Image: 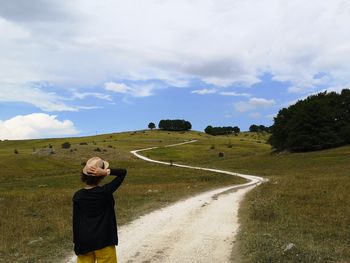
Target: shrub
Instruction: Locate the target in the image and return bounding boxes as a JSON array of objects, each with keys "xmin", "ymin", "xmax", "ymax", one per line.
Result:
[
  {"xmin": 61, "ymin": 142, "xmax": 71, "ymax": 149},
  {"xmin": 94, "ymin": 147, "xmax": 101, "ymax": 152},
  {"xmin": 79, "ymin": 142, "xmax": 88, "ymax": 145},
  {"xmin": 14, "ymin": 149, "xmax": 18, "ymax": 154}
]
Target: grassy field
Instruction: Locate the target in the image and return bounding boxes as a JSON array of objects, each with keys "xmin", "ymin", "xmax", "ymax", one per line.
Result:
[
  {"xmin": 0, "ymin": 130, "xmax": 245, "ymax": 263},
  {"xmin": 146, "ymin": 132, "xmax": 350, "ymax": 262},
  {"xmin": 1, "ymin": 130, "xmax": 349, "ymax": 262}
]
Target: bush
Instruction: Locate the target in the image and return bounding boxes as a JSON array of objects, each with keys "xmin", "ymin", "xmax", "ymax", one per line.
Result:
[
  {"xmin": 79, "ymin": 142, "xmax": 88, "ymax": 145},
  {"xmin": 61, "ymin": 142, "xmax": 71, "ymax": 149},
  {"xmin": 94, "ymin": 147, "xmax": 101, "ymax": 152},
  {"xmin": 14, "ymin": 149, "xmax": 18, "ymax": 154}
]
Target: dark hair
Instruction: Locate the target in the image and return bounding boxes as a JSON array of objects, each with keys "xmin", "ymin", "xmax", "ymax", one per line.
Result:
[{"xmin": 81, "ymin": 173, "xmax": 104, "ymax": 186}]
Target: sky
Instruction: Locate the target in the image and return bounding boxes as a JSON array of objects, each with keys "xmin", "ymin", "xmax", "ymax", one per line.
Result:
[{"xmin": 0, "ymin": 0, "xmax": 350, "ymax": 139}]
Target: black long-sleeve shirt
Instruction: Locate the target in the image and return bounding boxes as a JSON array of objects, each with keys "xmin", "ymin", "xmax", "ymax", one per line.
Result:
[{"xmin": 73, "ymin": 168, "xmax": 127, "ymax": 255}]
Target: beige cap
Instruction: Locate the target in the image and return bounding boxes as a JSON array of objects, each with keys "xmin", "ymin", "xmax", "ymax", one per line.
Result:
[{"xmin": 82, "ymin": 157, "xmax": 109, "ymax": 175}]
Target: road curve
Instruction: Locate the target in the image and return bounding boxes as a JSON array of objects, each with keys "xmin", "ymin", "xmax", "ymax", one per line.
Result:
[{"xmin": 66, "ymin": 140, "xmax": 265, "ymax": 263}]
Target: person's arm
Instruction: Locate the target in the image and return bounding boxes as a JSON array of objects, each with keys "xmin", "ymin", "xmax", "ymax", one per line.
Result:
[
  {"xmin": 87, "ymin": 166, "xmax": 127, "ymax": 194},
  {"xmin": 101, "ymin": 168, "xmax": 127, "ymax": 194}
]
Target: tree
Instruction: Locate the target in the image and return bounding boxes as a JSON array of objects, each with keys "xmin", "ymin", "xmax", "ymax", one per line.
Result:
[
  {"xmin": 233, "ymin": 126, "xmax": 240, "ymax": 133},
  {"xmin": 249, "ymin": 124, "xmax": 270, "ymax": 133},
  {"xmin": 268, "ymin": 90, "xmax": 350, "ymax": 152},
  {"xmin": 148, "ymin": 122, "xmax": 156, "ymax": 130},
  {"xmin": 204, "ymin": 125, "xmax": 239, "ymax": 135}
]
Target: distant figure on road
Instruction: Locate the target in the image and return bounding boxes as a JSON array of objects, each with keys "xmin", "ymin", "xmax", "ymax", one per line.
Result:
[{"xmin": 73, "ymin": 157, "xmax": 127, "ymax": 263}]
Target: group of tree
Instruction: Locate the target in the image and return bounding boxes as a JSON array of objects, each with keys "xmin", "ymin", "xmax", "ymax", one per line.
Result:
[
  {"xmin": 204, "ymin": 125, "xmax": 240, "ymax": 135},
  {"xmin": 249, "ymin": 124, "xmax": 271, "ymax": 133},
  {"xmin": 268, "ymin": 89, "xmax": 350, "ymax": 152},
  {"xmin": 158, "ymin": 119, "xmax": 192, "ymax": 131}
]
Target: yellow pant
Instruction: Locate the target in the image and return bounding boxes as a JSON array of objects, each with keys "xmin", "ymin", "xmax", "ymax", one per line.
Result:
[{"xmin": 77, "ymin": 246, "xmax": 117, "ymax": 263}]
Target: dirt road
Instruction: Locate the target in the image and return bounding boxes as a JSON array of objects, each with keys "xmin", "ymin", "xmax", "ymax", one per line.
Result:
[{"xmin": 66, "ymin": 140, "xmax": 264, "ymax": 263}]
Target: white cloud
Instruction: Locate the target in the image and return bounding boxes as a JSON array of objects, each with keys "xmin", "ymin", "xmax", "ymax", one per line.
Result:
[
  {"xmin": 0, "ymin": 113, "xmax": 79, "ymax": 140},
  {"xmin": 0, "ymin": 83, "xmax": 78, "ymax": 112},
  {"xmin": 105, "ymin": 82, "xmax": 130, "ymax": 94},
  {"xmin": 320, "ymin": 86, "xmax": 349, "ymax": 94},
  {"xmin": 282, "ymin": 86, "xmax": 350, "ymax": 109},
  {"xmin": 266, "ymin": 113, "xmax": 277, "ymax": 120},
  {"xmin": 219, "ymin": 91, "xmax": 251, "ymax": 97},
  {"xmin": 249, "ymin": 112, "xmax": 262, "ymax": 119},
  {"xmin": 104, "ymin": 82, "xmax": 156, "ymax": 97},
  {"xmin": 72, "ymin": 91, "xmax": 112, "ymax": 101},
  {"xmin": 0, "ymin": 0, "xmax": 350, "ymax": 94},
  {"xmin": 234, "ymin": 97, "xmax": 275, "ymax": 112},
  {"xmin": 191, "ymin": 88, "xmax": 217, "ymax": 95},
  {"xmin": 0, "ymin": 82, "xmax": 104, "ymax": 112}
]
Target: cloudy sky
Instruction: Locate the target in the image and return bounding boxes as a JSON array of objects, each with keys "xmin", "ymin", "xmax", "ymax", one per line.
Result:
[{"xmin": 1, "ymin": 0, "xmax": 349, "ymax": 139}]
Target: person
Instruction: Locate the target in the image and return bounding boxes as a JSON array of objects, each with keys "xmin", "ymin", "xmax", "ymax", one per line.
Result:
[{"xmin": 73, "ymin": 156, "xmax": 127, "ymax": 263}]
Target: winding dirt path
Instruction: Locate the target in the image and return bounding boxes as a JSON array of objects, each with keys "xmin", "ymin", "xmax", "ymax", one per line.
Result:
[{"xmin": 66, "ymin": 140, "xmax": 264, "ymax": 263}]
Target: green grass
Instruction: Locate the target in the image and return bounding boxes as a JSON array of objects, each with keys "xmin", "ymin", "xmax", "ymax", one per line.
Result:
[
  {"xmin": 2, "ymin": 130, "xmax": 349, "ymax": 262},
  {"xmin": 0, "ymin": 130, "xmax": 244, "ymax": 263},
  {"xmin": 146, "ymin": 132, "xmax": 350, "ymax": 262}
]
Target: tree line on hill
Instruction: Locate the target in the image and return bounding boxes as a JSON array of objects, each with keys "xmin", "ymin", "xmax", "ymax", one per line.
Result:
[
  {"xmin": 268, "ymin": 89, "xmax": 350, "ymax": 152},
  {"xmin": 204, "ymin": 124, "xmax": 271, "ymax": 135},
  {"xmin": 204, "ymin": 125, "xmax": 240, "ymax": 135},
  {"xmin": 249, "ymin": 124, "xmax": 271, "ymax": 133},
  {"xmin": 148, "ymin": 120, "xmax": 269, "ymax": 135},
  {"xmin": 148, "ymin": 119, "xmax": 192, "ymax": 131},
  {"xmin": 148, "ymin": 90, "xmax": 350, "ymax": 153}
]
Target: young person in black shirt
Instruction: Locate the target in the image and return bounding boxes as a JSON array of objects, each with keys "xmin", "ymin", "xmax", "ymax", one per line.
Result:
[{"xmin": 73, "ymin": 157, "xmax": 127, "ymax": 263}]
